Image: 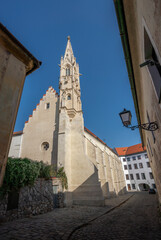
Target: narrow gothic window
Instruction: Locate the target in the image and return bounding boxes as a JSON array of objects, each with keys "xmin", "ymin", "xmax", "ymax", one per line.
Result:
[
  {"xmin": 46, "ymin": 103, "xmax": 50, "ymax": 109},
  {"xmin": 67, "ymin": 94, "xmax": 71, "ymax": 100},
  {"xmin": 66, "ymin": 68, "xmax": 70, "ymax": 76}
]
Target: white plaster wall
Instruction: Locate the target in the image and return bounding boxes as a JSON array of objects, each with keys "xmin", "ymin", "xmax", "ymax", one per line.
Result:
[
  {"xmin": 120, "ymin": 152, "xmax": 155, "ymax": 191},
  {"xmin": 8, "ymin": 134, "xmax": 23, "ymax": 158},
  {"xmin": 21, "ymin": 87, "xmax": 59, "ymax": 165},
  {"xmin": 84, "ymin": 131, "xmax": 126, "ymax": 196}
]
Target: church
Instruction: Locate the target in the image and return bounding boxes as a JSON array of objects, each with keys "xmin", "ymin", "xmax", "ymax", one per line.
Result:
[{"xmin": 9, "ymin": 37, "xmax": 126, "ymax": 206}]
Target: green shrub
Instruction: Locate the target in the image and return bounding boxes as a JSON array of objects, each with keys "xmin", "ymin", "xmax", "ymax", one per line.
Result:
[
  {"xmin": 38, "ymin": 161, "xmax": 52, "ymax": 179},
  {"xmin": 57, "ymin": 167, "xmax": 68, "ymax": 190},
  {"xmin": 0, "ymin": 158, "xmax": 68, "ymax": 198},
  {"xmin": 1, "ymin": 158, "xmax": 41, "ymax": 194}
]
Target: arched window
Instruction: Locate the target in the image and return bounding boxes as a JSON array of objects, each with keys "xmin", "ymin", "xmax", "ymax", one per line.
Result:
[
  {"xmin": 66, "ymin": 68, "xmax": 70, "ymax": 76},
  {"xmin": 67, "ymin": 94, "xmax": 71, "ymax": 100}
]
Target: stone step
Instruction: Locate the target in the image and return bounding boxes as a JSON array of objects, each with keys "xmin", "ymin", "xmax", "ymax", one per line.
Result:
[
  {"xmin": 73, "ymin": 199, "xmax": 105, "ymax": 207},
  {"xmin": 73, "ymin": 191, "xmax": 104, "ymax": 200}
]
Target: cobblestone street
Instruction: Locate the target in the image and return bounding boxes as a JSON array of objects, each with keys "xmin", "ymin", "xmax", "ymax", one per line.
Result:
[
  {"xmin": 70, "ymin": 192, "xmax": 161, "ymax": 240},
  {"xmin": 0, "ymin": 192, "xmax": 160, "ymax": 240}
]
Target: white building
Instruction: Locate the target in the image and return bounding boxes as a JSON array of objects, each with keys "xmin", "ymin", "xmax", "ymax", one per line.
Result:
[
  {"xmin": 8, "ymin": 131, "xmax": 23, "ymax": 158},
  {"xmin": 115, "ymin": 144, "xmax": 156, "ymax": 191}
]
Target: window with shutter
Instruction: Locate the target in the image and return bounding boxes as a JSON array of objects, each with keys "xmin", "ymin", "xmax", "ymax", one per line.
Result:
[{"xmin": 144, "ymin": 28, "xmax": 161, "ymax": 101}]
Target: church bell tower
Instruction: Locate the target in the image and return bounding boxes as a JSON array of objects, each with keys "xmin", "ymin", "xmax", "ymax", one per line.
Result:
[
  {"xmin": 57, "ymin": 37, "xmax": 103, "ymax": 206},
  {"xmin": 59, "ymin": 36, "xmax": 82, "ymax": 117}
]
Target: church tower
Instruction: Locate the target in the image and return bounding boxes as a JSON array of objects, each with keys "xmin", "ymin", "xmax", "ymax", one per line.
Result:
[{"xmin": 57, "ymin": 37, "xmax": 104, "ymax": 206}]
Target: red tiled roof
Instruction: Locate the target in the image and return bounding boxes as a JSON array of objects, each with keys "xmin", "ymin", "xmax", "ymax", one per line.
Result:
[
  {"xmin": 115, "ymin": 147, "xmax": 128, "ymax": 156},
  {"xmin": 126, "ymin": 144, "xmax": 146, "ymax": 155},
  {"xmin": 115, "ymin": 143, "xmax": 146, "ymax": 156},
  {"xmin": 84, "ymin": 127, "xmax": 114, "ymax": 152},
  {"xmin": 13, "ymin": 131, "xmax": 23, "ymax": 136}
]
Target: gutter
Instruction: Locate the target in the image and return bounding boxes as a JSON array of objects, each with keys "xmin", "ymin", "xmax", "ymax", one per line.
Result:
[{"xmin": 113, "ymin": 0, "xmax": 144, "ymax": 146}]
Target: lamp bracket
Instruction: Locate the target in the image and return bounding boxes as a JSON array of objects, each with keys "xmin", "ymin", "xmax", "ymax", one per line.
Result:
[{"xmin": 127, "ymin": 122, "xmax": 158, "ymax": 131}]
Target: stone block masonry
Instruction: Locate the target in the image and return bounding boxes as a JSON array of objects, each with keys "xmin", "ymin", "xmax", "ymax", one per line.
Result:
[{"xmin": 0, "ymin": 179, "xmax": 54, "ymax": 221}]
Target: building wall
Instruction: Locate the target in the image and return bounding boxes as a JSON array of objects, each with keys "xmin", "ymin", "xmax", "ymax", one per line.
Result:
[
  {"xmin": 122, "ymin": 0, "xmax": 161, "ymax": 202},
  {"xmin": 0, "ymin": 23, "xmax": 40, "ymax": 187},
  {"xmin": 84, "ymin": 131, "xmax": 126, "ymax": 197},
  {"xmin": 0, "ymin": 45, "xmax": 26, "ymax": 186},
  {"xmin": 8, "ymin": 133, "xmax": 23, "ymax": 158},
  {"xmin": 120, "ymin": 151, "xmax": 155, "ymax": 191},
  {"xmin": 20, "ymin": 87, "xmax": 59, "ymax": 165}
]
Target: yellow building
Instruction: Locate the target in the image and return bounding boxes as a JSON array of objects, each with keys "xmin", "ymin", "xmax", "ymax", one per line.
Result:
[
  {"xmin": 114, "ymin": 0, "xmax": 161, "ymax": 203},
  {"xmin": 0, "ymin": 23, "xmax": 41, "ymax": 187}
]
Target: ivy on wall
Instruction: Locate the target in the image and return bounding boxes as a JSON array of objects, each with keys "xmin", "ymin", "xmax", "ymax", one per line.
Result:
[{"xmin": 0, "ymin": 158, "xmax": 68, "ymax": 198}]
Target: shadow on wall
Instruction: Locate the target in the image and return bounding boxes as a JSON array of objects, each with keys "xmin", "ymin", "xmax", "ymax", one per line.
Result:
[
  {"xmin": 51, "ymin": 98, "xmax": 59, "ymax": 167},
  {"xmin": 60, "ymin": 166, "xmax": 127, "ymax": 207}
]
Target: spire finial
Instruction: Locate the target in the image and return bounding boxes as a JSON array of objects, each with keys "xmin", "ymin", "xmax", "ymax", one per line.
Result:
[{"xmin": 67, "ymin": 36, "xmax": 70, "ymax": 40}]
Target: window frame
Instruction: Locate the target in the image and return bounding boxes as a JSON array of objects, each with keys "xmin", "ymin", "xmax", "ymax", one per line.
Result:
[
  {"xmin": 136, "ymin": 173, "xmax": 140, "ymax": 180},
  {"xmin": 142, "ymin": 20, "xmax": 161, "ymax": 102}
]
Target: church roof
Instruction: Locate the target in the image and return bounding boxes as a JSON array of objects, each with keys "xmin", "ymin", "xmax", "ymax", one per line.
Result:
[
  {"xmin": 84, "ymin": 127, "xmax": 115, "ymax": 154},
  {"xmin": 13, "ymin": 131, "xmax": 23, "ymax": 136},
  {"xmin": 115, "ymin": 143, "xmax": 146, "ymax": 156}
]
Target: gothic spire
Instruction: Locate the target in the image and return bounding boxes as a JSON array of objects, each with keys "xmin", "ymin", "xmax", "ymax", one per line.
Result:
[{"xmin": 64, "ymin": 36, "xmax": 74, "ymax": 62}]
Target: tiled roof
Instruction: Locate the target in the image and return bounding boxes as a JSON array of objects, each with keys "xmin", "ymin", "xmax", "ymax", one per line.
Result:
[
  {"xmin": 13, "ymin": 131, "xmax": 23, "ymax": 136},
  {"xmin": 84, "ymin": 127, "xmax": 114, "ymax": 153},
  {"xmin": 115, "ymin": 147, "xmax": 128, "ymax": 156},
  {"xmin": 115, "ymin": 143, "xmax": 146, "ymax": 156}
]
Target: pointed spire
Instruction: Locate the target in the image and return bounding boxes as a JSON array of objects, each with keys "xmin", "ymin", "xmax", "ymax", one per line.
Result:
[{"xmin": 64, "ymin": 36, "xmax": 74, "ymax": 62}]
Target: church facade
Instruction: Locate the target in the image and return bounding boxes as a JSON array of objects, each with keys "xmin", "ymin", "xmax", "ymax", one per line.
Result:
[{"xmin": 9, "ymin": 37, "xmax": 126, "ymax": 206}]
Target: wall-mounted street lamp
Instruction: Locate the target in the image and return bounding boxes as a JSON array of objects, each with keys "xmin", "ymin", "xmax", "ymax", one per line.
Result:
[{"xmin": 119, "ymin": 109, "xmax": 158, "ymax": 131}]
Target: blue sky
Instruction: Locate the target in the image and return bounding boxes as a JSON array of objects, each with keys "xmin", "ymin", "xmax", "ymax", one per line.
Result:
[{"xmin": 0, "ymin": 0, "xmax": 141, "ymax": 148}]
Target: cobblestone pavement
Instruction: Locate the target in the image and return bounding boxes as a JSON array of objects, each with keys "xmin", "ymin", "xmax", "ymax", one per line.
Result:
[
  {"xmin": 0, "ymin": 193, "xmax": 132, "ymax": 240},
  {"xmin": 70, "ymin": 192, "xmax": 161, "ymax": 240}
]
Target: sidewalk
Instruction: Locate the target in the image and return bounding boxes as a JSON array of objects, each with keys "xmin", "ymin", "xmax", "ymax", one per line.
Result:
[{"xmin": 0, "ymin": 193, "xmax": 134, "ymax": 240}]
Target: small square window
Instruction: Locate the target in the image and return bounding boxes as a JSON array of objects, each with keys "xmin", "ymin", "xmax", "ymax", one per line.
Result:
[
  {"xmin": 124, "ymin": 165, "xmax": 127, "ymax": 170},
  {"xmin": 136, "ymin": 173, "xmax": 140, "ymax": 180},
  {"xmin": 126, "ymin": 174, "xmax": 129, "ymax": 180},
  {"xmin": 139, "ymin": 163, "xmax": 143, "ymax": 168},
  {"xmin": 137, "ymin": 155, "xmax": 141, "ymax": 160},
  {"xmin": 149, "ymin": 172, "xmax": 154, "ymax": 179},
  {"xmin": 128, "ymin": 164, "xmax": 132, "ymax": 170},
  {"xmin": 132, "ymin": 184, "xmax": 136, "ymax": 189},
  {"xmin": 141, "ymin": 173, "xmax": 146, "ymax": 180},
  {"xmin": 127, "ymin": 157, "xmax": 130, "ymax": 162},
  {"xmin": 134, "ymin": 164, "xmax": 138, "ymax": 169},
  {"xmin": 145, "ymin": 154, "xmax": 148, "ymax": 159},
  {"xmin": 132, "ymin": 156, "xmax": 136, "ymax": 160},
  {"xmin": 123, "ymin": 158, "xmax": 126, "ymax": 162}
]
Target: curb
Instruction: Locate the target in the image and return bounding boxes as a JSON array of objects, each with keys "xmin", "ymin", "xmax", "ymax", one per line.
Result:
[{"xmin": 66, "ymin": 193, "xmax": 135, "ymax": 240}]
